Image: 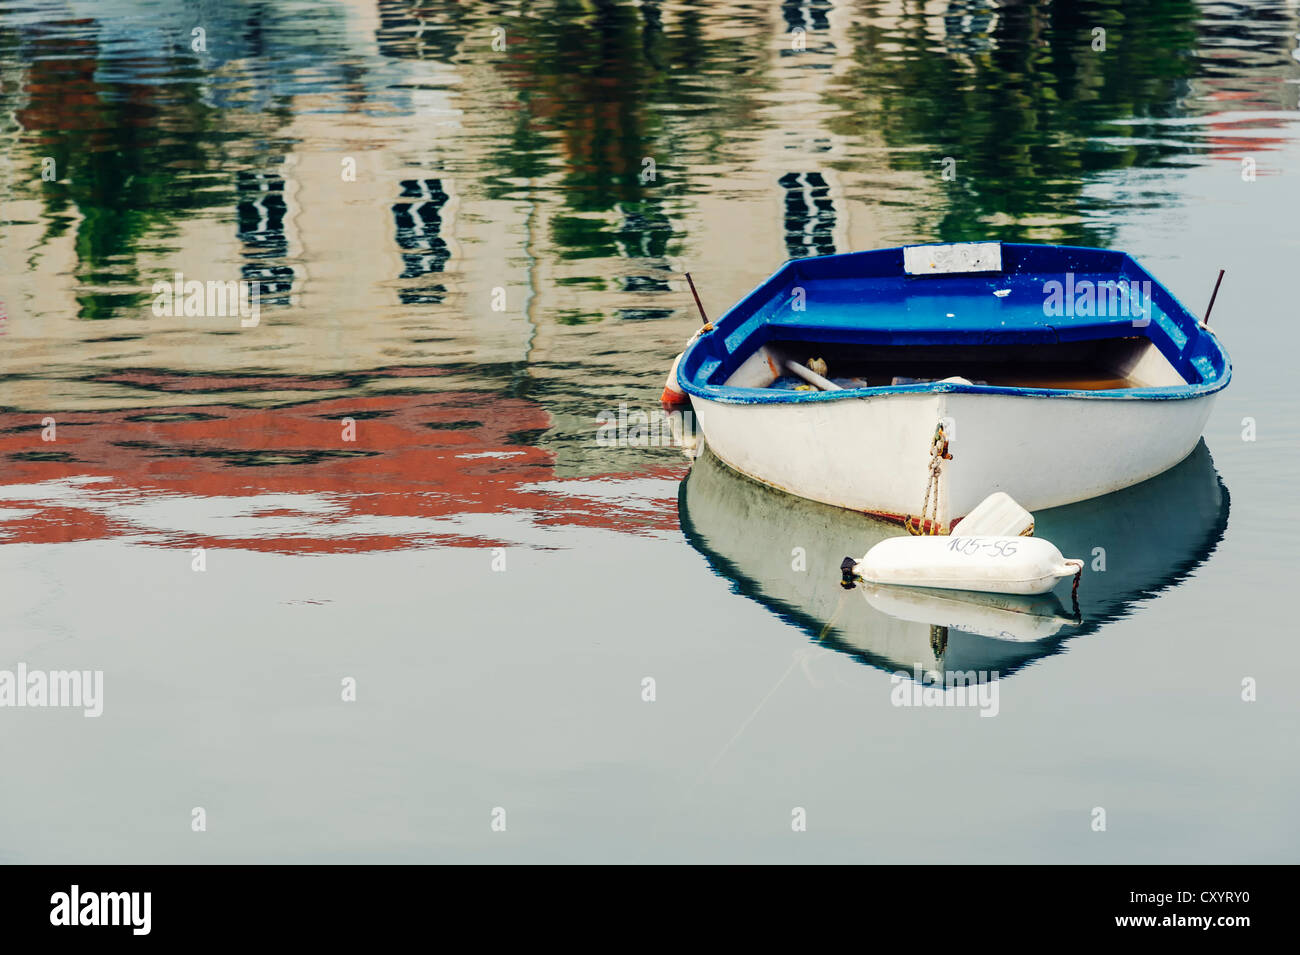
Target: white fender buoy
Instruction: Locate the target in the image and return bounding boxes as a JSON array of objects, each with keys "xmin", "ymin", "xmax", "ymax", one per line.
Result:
[
  {"xmin": 861, "ymin": 584, "xmax": 1076, "ymax": 643},
  {"xmin": 852, "ymin": 535, "xmax": 1083, "ymax": 596},
  {"xmin": 952, "ymin": 491, "xmax": 1034, "ymax": 537}
]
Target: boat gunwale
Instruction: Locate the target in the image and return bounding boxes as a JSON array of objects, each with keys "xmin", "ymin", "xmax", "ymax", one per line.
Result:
[
  {"xmin": 677, "ymin": 242, "xmax": 1232, "ymax": 406},
  {"xmin": 681, "ymin": 371, "xmax": 1229, "ymax": 405}
]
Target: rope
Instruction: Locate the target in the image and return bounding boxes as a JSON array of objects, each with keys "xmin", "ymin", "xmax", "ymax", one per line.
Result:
[
  {"xmin": 907, "ymin": 422, "xmax": 952, "ymax": 536},
  {"xmin": 818, "ymin": 587, "xmax": 854, "ymax": 642}
]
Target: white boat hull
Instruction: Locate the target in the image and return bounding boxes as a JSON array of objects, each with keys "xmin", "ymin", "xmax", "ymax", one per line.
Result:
[{"xmin": 690, "ymin": 390, "xmax": 1216, "ymax": 528}]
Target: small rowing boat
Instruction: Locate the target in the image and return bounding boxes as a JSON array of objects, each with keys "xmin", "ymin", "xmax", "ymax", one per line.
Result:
[{"xmin": 675, "ymin": 242, "xmax": 1230, "ymax": 531}]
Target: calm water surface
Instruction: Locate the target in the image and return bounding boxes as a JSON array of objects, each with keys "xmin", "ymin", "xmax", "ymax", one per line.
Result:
[{"xmin": 1, "ymin": 0, "xmax": 1298, "ymax": 862}]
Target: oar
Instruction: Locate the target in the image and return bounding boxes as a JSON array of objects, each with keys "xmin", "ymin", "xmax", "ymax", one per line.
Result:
[
  {"xmin": 685, "ymin": 272, "xmax": 713, "ymax": 331},
  {"xmin": 1201, "ymin": 268, "xmax": 1225, "ymax": 329},
  {"xmin": 785, "ymin": 358, "xmax": 842, "ymax": 392}
]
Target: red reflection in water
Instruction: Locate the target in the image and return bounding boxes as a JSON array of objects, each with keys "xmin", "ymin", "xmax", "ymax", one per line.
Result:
[
  {"xmin": 0, "ymin": 386, "xmax": 684, "ymax": 553},
  {"xmin": 1201, "ymin": 90, "xmax": 1294, "ymax": 160}
]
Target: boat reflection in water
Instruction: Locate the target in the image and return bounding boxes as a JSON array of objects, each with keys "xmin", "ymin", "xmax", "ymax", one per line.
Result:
[{"xmin": 678, "ymin": 440, "xmax": 1229, "ymax": 681}]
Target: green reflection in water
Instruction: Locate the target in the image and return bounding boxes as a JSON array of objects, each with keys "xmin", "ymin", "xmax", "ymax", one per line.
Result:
[
  {"xmin": 828, "ymin": 0, "xmax": 1200, "ymax": 244},
  {"xmin": 0, "ymin": 0, "xmax": 1274, "ymax": 322},
  {"xmin": 15, "ymin": 26, "xmax": 231, "ymax": 319}
]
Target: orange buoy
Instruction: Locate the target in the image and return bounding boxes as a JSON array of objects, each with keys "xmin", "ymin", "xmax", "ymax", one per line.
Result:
[{"xmin": 661, "ymin": 352, "xmax": 690, "ymax": 409}]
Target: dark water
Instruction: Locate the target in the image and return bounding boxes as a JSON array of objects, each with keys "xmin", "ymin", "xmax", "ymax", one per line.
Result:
[{"xmin": 0, "ymin": 0, "xmax": 1297, "ymax": 862}]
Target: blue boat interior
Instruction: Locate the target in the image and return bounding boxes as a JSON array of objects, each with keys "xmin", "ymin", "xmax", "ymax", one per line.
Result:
[{"xmin": 678, "ymin": 243, "xmax": 1231, "ymax": 403}]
